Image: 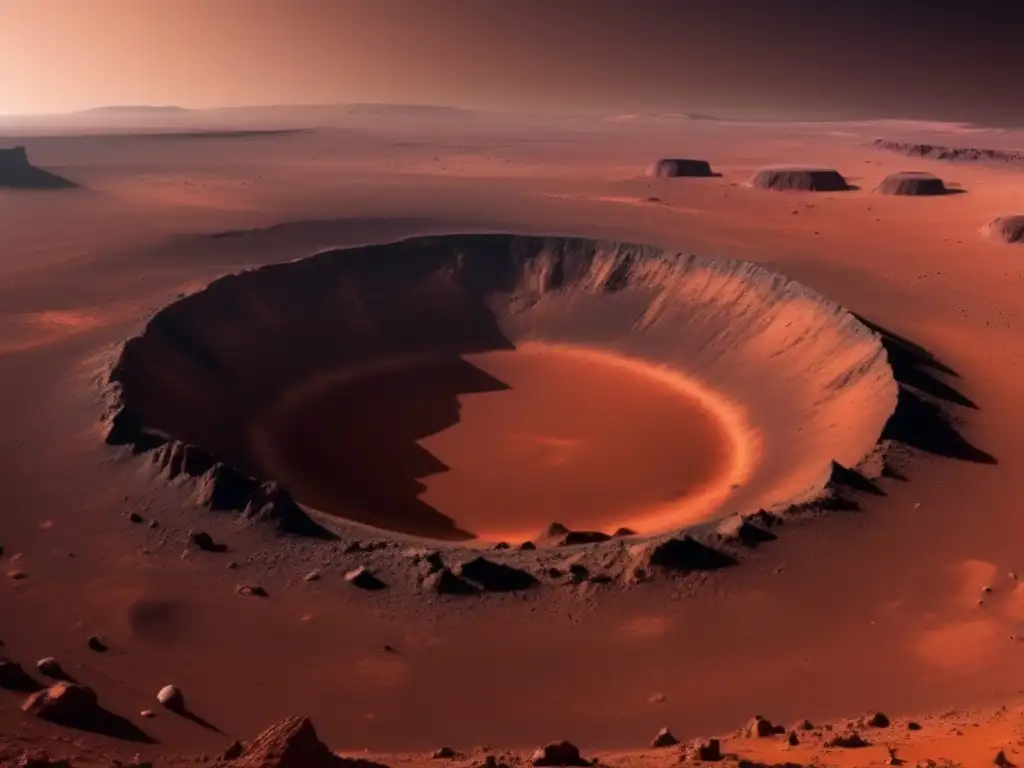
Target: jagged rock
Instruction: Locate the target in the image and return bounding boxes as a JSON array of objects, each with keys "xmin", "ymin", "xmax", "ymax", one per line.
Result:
[
  {"xmin": 537, "ymin": 522, "xmax": 610, "ymax": 547},
  {"xmin": 454, "ymin": 557, "xmax": 537, "ymax": 592},
  {"xmin": 242, "ymin": 482, "xmax": 335, "ymax": 539},
  {"xmin": 226, "ymin": 715, "xmax": 388, "ymax": 768},
  {"xmin": 866, "ymin": 711, "xmax": 891, "ymax": 728},
  {"xmin": 826, "ymin": 731, "xmax": 869, "ymax": 748},
  {"xmin": 423, "ymin": 567, "xmax": 476, "ymax": 595},
  {"xmin": 194, "ymin": 463, "xmax": 256, "ymax": 510},
  {"xmin": 405, "ymin": 548, "xmax": 445, "ymax": 573},
  {"xmin": 344, "ymin": 566, "xmax": 386, "ymax": 590},
  {"xmin": 35, "ymin": 658, "xmax": 63, "ymax": 679},
  {"xmin": 491, "ymin": 542, "xmax": 510, "ymax": 550},
  {"xmin": 189, "ymin": 530, "xmax": 227, "ymax": 553},
  {"xmin": 745, "ymin": 715, "xmax": 784, "ymax": 738},
  {"xmin": 685, "ymin": 738, "xmax": 721, "ymax": 762},
  {"xmin": 151, "ymin": 441, "xmax": 215, "ymax": 480},
  {"xmin": 624, "ymin": 536, "xmax": 735, "ymax": 582},
  {"xmin": 714, "ymin": 514, "xmax": 776, "ymax": 547},
  {"xmin": 994, "ymin": 750, "xmax": 1014, "ymax": 767},
  {"xmin": 156, "ymin": 685, "xmax": 183, "ymax": 708},
  {"xmin": 237, "ymin": 584, "xmax": 268, "ymax": 597},
  {"xmin": 432, "ymin": 747, "xmax": 457, "ymax": 759},
  {"xmin": 786, "ymin": 731, "xmax": 799, "ymax": 746},
  {"xmin": 519, "ymin": 541, "xmax": 536, "ymax": 551},
  {"xmin": 651, "ymin": 727, "xmax": 678, "ymax": 747},
  {"xmin": 22, "ymin": 683, "xmax": 100, "ymax": 724},
  {"xmin": 531, "ymin": 741, "xmax": 589, "ymax": 766}
]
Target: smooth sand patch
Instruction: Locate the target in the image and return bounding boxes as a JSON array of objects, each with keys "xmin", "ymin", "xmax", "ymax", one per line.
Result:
[{"xmin": 255, "ymin": 343, "xmax": 742, "ymax": 542}]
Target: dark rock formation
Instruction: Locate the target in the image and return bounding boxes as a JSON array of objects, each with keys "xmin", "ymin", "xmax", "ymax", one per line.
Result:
[
  {"xmin": 236, "ymin": 584, "xmax": 268, "ymax": 597},
  {"xmin": 0, "ymin": 146, "xmax": 79, "ymax": 190},
  {"xmin": 686, "ymin": 738, "xmax": 722, "ymax": 761},
  {"xmin": 984, "ymin": 215, "xmax": 1024, "ymax": 244},
  {"xmin": 826, "ymin": 731, "xmax": 870, "ymax": 748},
  {"xmin": 745, "ymin": 715, "xmax": 785, "ymax": 738},
  {"xmin": 454, "ymin": 557, "xmax": 537, "ymax": 592},
  {"xmin": 423, "ymin": 567, "xmax": 476, "ymax": 595},
  {"xmin": 22, "ymin": 683, "xmax": 99, "ymax": 724},
  {"xmin": 189, "ymin": 530, "xmax": 227, "ymax": 553},
  {"xmin": 224, "ymin": 715, "xmax": 389, "ymax": 768},
  {"xmin": 531, "ymin": 741, "xmax": 589, "ymax": 766},
  {"xmin": 875, "ymin": 172, "xmax": 949, "ymax": 196},
  {"xmin": 714, "ymin": 514, "xmax": 777, "ymax": 547},
  {"xmin": 344, "ymin": 566, "xmax": 386, "ymax": 590},
  {"xmin": 748, "ymin": 166, "xmax": 850, "ymax": 191},
  {"xmin": 651, "ymin": 727, "xmax": 679, "ymax": 747},
  {"xmin": 646, "ymin": 158, "xmax": 715, "ymax": 178},
  {"xmin": 625, "ymin": 535, "xmax": 735, "ymax": 582},
  {"xmin": 872, "ymin": 139, "xmax": 1024, "ymax": 165},
  {"xmin": 0, "ymin": 658, "xmax": 41, "ymax": 692}
]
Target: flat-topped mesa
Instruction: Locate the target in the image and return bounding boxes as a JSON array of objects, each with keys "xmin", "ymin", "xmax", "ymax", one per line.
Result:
[
  {"xmin": 645, "ymin": 158, "xmax": 714, "ymax": 178},
  {"xmin": 983, "ymin": 215, "xmax": 1024, "ymax": 244},
  {"xmin": 748, "ymin": 166, "xmax": 851, "ymax": 192},
  {"xmin": 875, "ymin": 171, "xmax": 949, "ymax": 196}
]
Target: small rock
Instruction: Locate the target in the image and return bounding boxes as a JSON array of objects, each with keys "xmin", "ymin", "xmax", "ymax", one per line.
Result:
[
  {"xmin": 35, "ymin": 657, "xmax": 63, "ymax": 678},
  {"xmin": 795, "ymin": 719, "xmax": 815, "ymax": 730},
  {"xmin": 303, "ymin": 570, "xmax": 321, "ymax": 582},
  {"xmin": 433, "ymin": 747, "xmax": 458, "ymax": 759},
  {"xmin": 227, "ymin": 561, "xmax": 239, "ymax": 570},
  {"xmin": 685, "ymin": 738, "xmax": 721, "ymax": 762},
  {"xmin": 786, "ymin": 731, "xmax": 799, "ymax": 746},
  {"xmin": 491, "ymin": 542, "xmax": 510, "ymax": 550},
  {"xmin": 519, "ymin": 541, "xmax": 536, "ymax": 551},
  {"xmin": 994, "ymin": 750, "xmax": 1014, "ymax": 767},
  {"xmin": 189, "ymin": 531, "xmax": 227, "ymax": 553},
  {"xmin": 236, "ymin": 584, "xmax": 268, "ymax": 597},
  {"xmin": 887, "ymin": 747, "xmax": 900, "ymax": 765},
  {"xmin": 746, "ymin": 715, "xmax": 784, "ymax": 738},
  {"xmin": 344, "ymin": 566, "xmax": 386, "ymax": 590},
  {"xmin": 648, "ymin": 693, "xmax": 666, "ymax": 703},
  {"xmin": 983, "ymin": 585, "xmax": 994, "ymax": 594},
  {"xmin": 128, "ymin": 512, "xmax": 144, "ymax": 524},
  {"xmin": 87, "ymin": 635, "xmax": 107, "ymax": 652},
  {"xmin": 140, "ymin": 709, "xmax": 156, "ymax": 718},
  {"xmin": 156, "ymin": 684, "xmax": 183, "ymax": 708},
  {"xmin": 532, "ymin": 741, "xmax": 589, "ymax": 766},
  {"xmin": 651, "ymin": 727, "xmax": 678, "ymax": 747},
  {"xmin": 907, "ymin": 722, "xmax": 922, "ymax": 731},
  {"xmin": 7, "ymin": 570, "xmax": 27, "ymax": 580},
  {"xmin": 148, "ymin": 519, "xmax": 159, "ymax": 529},
  {"xmin": 223, "ymin": 740, "xmax": 244, "ymax": 760},
  {"xmin": 867, "ymin": 711, "xmax": 891, "ymax": 728}
]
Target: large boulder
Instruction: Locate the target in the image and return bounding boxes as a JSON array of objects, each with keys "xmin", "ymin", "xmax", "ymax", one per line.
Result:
[
  {"xmin": 983, "ymin": 215, "xmax": 1024, "ymax": 244},
  {"xmin": 224, "ymin": 715, "xmax": 388, "ymax": 768},
  {"xmin": 22, "ymin": 683, "xmax": 100, "ymax": 725},
  {"xmin": 875, "ymin": 171, "xmax": 949, "ymax": 196}
]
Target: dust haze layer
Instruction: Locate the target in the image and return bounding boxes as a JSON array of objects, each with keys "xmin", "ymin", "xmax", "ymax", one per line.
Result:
[{"xmin": 106, "ymin": 234, "xmax": 897, "ymax": 542}]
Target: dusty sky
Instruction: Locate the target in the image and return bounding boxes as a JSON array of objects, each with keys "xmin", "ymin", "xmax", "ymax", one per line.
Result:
[{"xmin": 1, "ymin": 0, "xmax": 1022, "ymax": 124}]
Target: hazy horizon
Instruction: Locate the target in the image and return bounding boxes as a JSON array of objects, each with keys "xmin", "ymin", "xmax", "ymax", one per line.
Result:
[{"xmin": 3, "ymin": 0, "xmax": 1023, "ymax": 125}]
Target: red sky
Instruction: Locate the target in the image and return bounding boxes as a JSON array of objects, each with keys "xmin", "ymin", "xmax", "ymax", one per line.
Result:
[{"xmin": 2, "ymin": 0, "xmax": 1021, "ymax": 124}]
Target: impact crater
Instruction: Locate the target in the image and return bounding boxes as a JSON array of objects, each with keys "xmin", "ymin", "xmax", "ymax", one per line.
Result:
[{"xmin": 105, "ymin": 235, "xmax": 897, "ymax": 543}]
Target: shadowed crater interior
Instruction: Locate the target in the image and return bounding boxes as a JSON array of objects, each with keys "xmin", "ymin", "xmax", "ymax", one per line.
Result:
[{"xmin": 106, "ymin": 235, "xmax": 897, "ymax": 542}]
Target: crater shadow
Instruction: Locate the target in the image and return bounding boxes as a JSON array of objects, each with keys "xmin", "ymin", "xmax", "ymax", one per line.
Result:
[{"xmin": 858, "ymin": 316, "xmax": 996, "ymax": 465}]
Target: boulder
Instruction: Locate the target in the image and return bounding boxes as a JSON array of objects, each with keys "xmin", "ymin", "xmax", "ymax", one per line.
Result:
[
  {"xmin": 748, "ymin": 166, "xmax": 850, "ymax": 192},
  {"xmin": 344, "ymin": 566, "xmax": 386, "ymax": 590},
  {"xmin": 685, "ymin": 738, "xmax": 721, "ymax": 761},
  {"xmin": 454, "ymin": 557, "xmax": 537, "ymax": 592},
  {"xmin": 646, "ymin": 158, "xmax": 715, "ymax": 178},
  {"xmin": 650, "ymin": 727, "xmax": 678, "ymax": 747},
  {"xmin": 156, "ymin": 685, "xmax": 184, "ymax": 708},
  {"xmin": 745, "ymin": 715, "xmax": 784, "ymax": 738},
  {"xmin": 531, "ymin": 741, "xmax": 589, "ymax": 766},
  {"xmin": 224, "ymin": 715, "xmax": 389, "ymax": 768},
  {"xmin": 22, "ymin": 683, "xmax": 100, "ymax": 725},
  {"xmin": 875, "ymin": 171, "xmax": 948, "ymax": 196}
]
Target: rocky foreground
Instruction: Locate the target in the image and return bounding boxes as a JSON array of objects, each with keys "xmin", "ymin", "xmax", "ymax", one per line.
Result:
[{"xmin": 2, "ymin": 681, "xmax": 1023, "ymax": 768}]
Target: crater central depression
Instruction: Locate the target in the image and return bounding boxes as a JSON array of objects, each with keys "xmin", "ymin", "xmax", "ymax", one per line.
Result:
[
  {"xmin": 253, "ymin": 343, "xmax": 734, "ymax": 541},
  {"xmin": 107, "ymin": 234, "xmax": 897, "ymax": 544}
]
